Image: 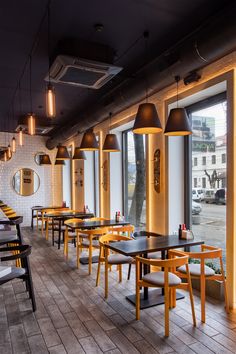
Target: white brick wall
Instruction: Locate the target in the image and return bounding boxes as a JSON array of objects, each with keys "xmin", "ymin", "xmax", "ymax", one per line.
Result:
[{"xmin": 0, "ymin": 133, "xmax": 62, "ymax": 226}]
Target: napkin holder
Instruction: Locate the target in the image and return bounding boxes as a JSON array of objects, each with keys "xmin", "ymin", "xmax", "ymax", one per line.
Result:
[{"xmin": 181, "ymin": 230, "xmax": 194, "ymax": 240}]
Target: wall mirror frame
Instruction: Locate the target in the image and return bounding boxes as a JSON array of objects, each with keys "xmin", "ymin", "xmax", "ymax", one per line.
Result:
[{"xmin": 12, "ymin": 168, "xmax": 40, "ymax": 196}]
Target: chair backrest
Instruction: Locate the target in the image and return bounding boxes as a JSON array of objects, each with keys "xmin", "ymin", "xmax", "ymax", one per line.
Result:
[
  {"xmin": 89, "ymin": 217, "xmax": 108, "ymax": 221},
  {"xmin": 99, "ymin": 233, "xmax": 131, "ymax": 245},
  {"xmin": 136, "ymin": 251, "xmax": 189, "ymax": 270},
  {"xmin": 0, "ymin": 244, "xmax": 31, "ymax": 262},
  {"xmin": 187, "ymin": 244, "xmax": 222, "ymax": 260},
  {"xmin": 78, "ymin": 227, "xmax": 108, "ymax": 236},
  {"xmin": 109, "ymin": 225, "xmax": 135, "ymax": 237},
  {"xmin": 64, "ymin": 218, "xmax": 83, "ymax": 225},
  {"xmin": 133, "ymin": 230, "xmax": 161, "ymax": 238}
]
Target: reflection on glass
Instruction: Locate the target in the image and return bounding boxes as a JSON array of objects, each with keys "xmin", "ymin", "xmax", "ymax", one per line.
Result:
[
  {"xmin": 190, "ymin": 99, "xmax": 227, "ymax": 268},
  {"xmin": 12, "ymin": 168, "xmax": 40, "ymax": 196},
  {"xmin": 123, "ymin": 130, "xmax": 146, "ymax": 230}
]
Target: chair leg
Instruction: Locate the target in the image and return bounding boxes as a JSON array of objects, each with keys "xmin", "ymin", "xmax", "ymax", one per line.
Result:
[
  {"xmin": 76, "ymin": 236, "xmax": 80, "ymax": 268},
  {"xmin": 200, "ymin": 275, "xmax": 206, "ymax": 323},
  {"xmin": 186, "ymin": 268, "xmax": 196, "ymax": 326},
  {"xmin": 96, "ymin": 254, "xmax": 101, "ymax": 287},
  {"xmin": 64, "ymin": 228, "xmax": 68, "ymax": 258},
  {"xmin": 25, "ymin": 257, "xmax": 36, "ymax": 312},
  {"xmin": 164, "ymin": 285, "xmax": 170, "ymax": 337},
  {"xmin": 118, "ymin": 264, "xmax": 122, "ymax": 282},
  {"xmin": 220, "ymin": 257, "xmax": 229, "ymax": 313},
  {"xmin": 105, "ymin": 250, "xmax": 109, "ymax": 299},
  {"xmin": 127, "ymin": 264, "xmax": 131, "ymax": 280},
  {"xmin": 88, "ymin": 243, "xmax": 92, "ymax": 275},
  {"xmin": 136, "ymin": 260, "xmax": 140, "ymax": 320}
]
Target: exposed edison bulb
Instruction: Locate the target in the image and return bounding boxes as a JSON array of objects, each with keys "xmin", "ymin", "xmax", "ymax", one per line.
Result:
[
  {"xmin": 28, "ymin": 114, "xmax": 35, "ymax": 135},
  {"xmin": 19, "ymin": 127, "xmax": 23, "ymax": 146},
  {"xmin": 46, "ymin": 84, "xmax": 56, "ymax": 118},
  {"xmin": 7, "ymin": 145, "xmax": 11, "ymax": 159},
  {"xmin": 4, "ymin": 151, "xmax": 7, "ymax": 161},
  {"xmin": 12, "ymin": 137, "xmax": 16, "ymax": 153}
]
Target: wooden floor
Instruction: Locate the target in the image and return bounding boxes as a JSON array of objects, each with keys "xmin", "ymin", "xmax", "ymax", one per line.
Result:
[{"xmin": 1, "ymin": 227, "xmax": 236, "ymax": 354}]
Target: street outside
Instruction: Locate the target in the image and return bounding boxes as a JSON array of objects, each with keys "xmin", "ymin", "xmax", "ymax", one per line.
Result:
[{"xmin": 192, "ymin": 202, "xmax": 226, "ymax": 268}]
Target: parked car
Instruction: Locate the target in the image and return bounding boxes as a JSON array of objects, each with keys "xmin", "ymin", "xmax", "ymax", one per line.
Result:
[
  {"xmin": 192, "ymin": 200, "xmax": 202, "ymax": 215},
  {"xmin": 192, "ymin": 188, "xmax": 205, "ymax": 202},
  {"xmin": 205, "ymin": 189, "xmax": 217, "ymax": 203},
  {"xmin": 215, "ymin": 188, "xmax": 226, "ymax": 205}
]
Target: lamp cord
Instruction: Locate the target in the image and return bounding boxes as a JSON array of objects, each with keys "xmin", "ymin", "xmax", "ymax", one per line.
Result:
[
  {"xmin": 48, "ymin": 0, "xmax": 51, "ymax": 84},
  {"xmin": 29, "ymin": 54, "xmax": 33, "ymax": 114},
  {"xmin": 175, "ymin": 75, "xmax": 180, "ymax": 109},
  {"xmin": 144, "ymin": 31, "xmax": 149, "ymax": 103}
]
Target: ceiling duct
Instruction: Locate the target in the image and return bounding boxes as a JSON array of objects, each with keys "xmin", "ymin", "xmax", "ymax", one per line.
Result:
[{"xmin": 46, "ymin": 3, "xmax": 236, "ymax": 149}]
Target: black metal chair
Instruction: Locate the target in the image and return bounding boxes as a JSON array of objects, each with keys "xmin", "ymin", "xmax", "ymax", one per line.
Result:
[{"xmin": 0, "ymin": 244, "xmax": 36, "ymax": 312}]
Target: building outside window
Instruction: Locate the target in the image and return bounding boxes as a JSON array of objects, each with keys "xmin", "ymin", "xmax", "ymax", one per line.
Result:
[
  {"xmin": 212, "ymin": 155, "xmax": 216, "ymax": 164},
  {"xmin": 194, "ymin": 157, "xmax": 198, "ymax": 166},
  {"xmin": 202, "ymin": 156, "xmax": 206, "ymax": 165},
  {"xmin": 194, "ymin": 178, "xmax": 197, "ymax": 188},
  {"xmin": 202, "ymin": 177, "xmax": 206, "ymax": 188},
  {"xmin": 222, "ymin": 153, "xmax": 226, "ymax": 163}
]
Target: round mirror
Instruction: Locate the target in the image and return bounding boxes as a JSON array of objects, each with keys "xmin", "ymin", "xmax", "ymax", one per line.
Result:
[
  {"xmin": 0, "ymin": 146, "xmax": 12, "ymax": 162},
  {"xmin": 12, "ymin": 168, "xmax": 40, "ymax": 196}
]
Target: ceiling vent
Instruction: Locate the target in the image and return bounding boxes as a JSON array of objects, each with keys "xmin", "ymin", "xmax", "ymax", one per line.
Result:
[
  {"xmin": 15, "ymin": 124, "xmax": 53, "ymax": 136},
  {"xmin": 45, "ymin": 55, "xmax": 122, "ymax": 89}
]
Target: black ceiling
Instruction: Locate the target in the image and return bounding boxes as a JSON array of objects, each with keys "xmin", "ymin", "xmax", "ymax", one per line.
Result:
[{"xmin": 0, "ymin": 0, "xmax": 234, "ymax": 134}]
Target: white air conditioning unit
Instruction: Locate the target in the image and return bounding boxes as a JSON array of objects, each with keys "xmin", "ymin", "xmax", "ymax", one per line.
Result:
[
  {"xmin": 15, "ymin": 124, "xmax": 53, "ymax": 136},
  {"xmin": 45, "ymin": 55, "xmax": 122, "ymax": 89}
]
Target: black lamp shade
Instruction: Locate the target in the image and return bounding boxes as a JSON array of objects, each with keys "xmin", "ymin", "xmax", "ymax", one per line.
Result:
[
  {"xmin": 72, "ymin": 147, "xmax": 87, "ymax": 160},
  {"xmin": 80, "ymin": 130, "xmax": 99, "ymax": 151},
  {"xmin": 103, "ymin": 134, "xmax": 120, "ymax": 152},
  {"xmin": 133, "ymin": 103, "xmax": 162, "ymax": 134},
  {"xmin": 164, "ymin": 108, "xmax": 192, "ymax": 136},
  {"xmin": 56, "ymin": 145, "xmax": 70, "ymax": 160},
  {"xmin": 40, "ymin": 154, "xmax": 51, "ymax": 165},
  {"xmin": 55, "ymin": 159, "xmax": 65, "ymax": 165}
]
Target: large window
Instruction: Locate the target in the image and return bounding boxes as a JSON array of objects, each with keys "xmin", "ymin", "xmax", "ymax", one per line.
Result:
[
  {"xmin": 187, "ymin": 93, "xmax": 227, "ymax": 268},
  {"xmin": 123, "ymin": 130, "xmax": 146, "ymax": 230}
]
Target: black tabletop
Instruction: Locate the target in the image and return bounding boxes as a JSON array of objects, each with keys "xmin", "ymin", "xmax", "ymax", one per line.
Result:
[
  {"xmin": 31, "ymin": 206, "xmax": 68, "ymax": 211},
  {"xmin": 45, "ymin": 211, "xmax": 94, "ymax": 219},
  {"xmin": 106, "ymin": 235, "xmax": 204, "ymax": 256},
  {"xmin": 65, "ymin": 219, "xmax": 130, "ymax": 230}
]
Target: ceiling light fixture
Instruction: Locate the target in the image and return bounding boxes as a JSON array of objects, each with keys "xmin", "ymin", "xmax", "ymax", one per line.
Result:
[
  {"xmin": 80, "ymin": 129, "xmax": 99, "ymax": 151},
  {"xmin": 19, "ymin": 127, "xmax": 23, "ymax": 146},
  {"xmin": 103, "ymin": 112, "xmax": 120, "ymax": 152},
  {"xmin": 55, "ymin": 159, "xmax": 65, "ymax": 165},
  {"xmin": 7, "ymin": 144, "xmax": 11, "ymax": 159},
  {"xmin": 56, "ymin": 145, "xmax": 70, "ymax": 160},
  {"xmin": 133, "ymin": 32, "xmax": 162, "ymax": 135},
  {"xmin": 12, "ymin": 137, "xmax": 16, "ymax": 153},
  {"xmin": 28, "ymin": 55, "xmax": 36, "ymax": 135},
  {"xmin": 40, "ymin": 154, "xmax": 51, "ymax": 165},
  {"xmin": 46, "ymin": 2, "xmax": 56, "ymax": 118},
  {"xmin": 3, "ymin": 151, "xmax": 7, "ymax": 162},
  {"xmin": 164, "ymin": 76, "xmax": 192, "ymax": 136},
  {"xmin": 72, "ymin": 147, "xmax": 86, "ymax": 160}
]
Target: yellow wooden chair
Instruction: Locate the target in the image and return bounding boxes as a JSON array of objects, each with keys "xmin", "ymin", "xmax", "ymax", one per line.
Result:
[
  {"xmin": 96, "ymin": 234, "xmax": 134, "ymax": 297},
  {"xmin": 136, "ymin": 250, "xmax": 196, "ymax": 337},
  {"xmin": 175, "ymin": 244, "xmax": 229, "ymax": 322}
]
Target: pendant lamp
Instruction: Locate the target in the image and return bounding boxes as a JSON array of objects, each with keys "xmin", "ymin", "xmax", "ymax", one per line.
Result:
[
  {"xmin": 164, "ymin": 76, "xmax": 192, "ymax": 136},
  {"xmin": 133, "ymin": 32, "xmax": 162, "ymax": 135},
  {"xmin": 40, "ymin": 154, "xmax": 51, "ymax": 165},
  {"xmin": 19, "ymin": 127, "xmax": 23, "ymax": 146},
  {"xmin": 72, "ymin": 147, "xmax": 86, "ymax": 160},
  {"xmin": 3, "ymin": 151, "xmax": 7, "ymax": 162},
  {"xmin": 103, "ymin": 113, "xmax": 120, "ymax": 152},
  {"xmin": 80, "ymin": 129, "xmax": 99, "ymax": 151},
  {"xmin": 28, "ymin": 55, "xmax": 36, "ymax": 135},
  {"xmin": 46, "ymin": 3, "xmax": 56, "ymax": 118},
  {"xmin": 7, "ymin": 145, "xmax": 11, "ymax": 159},
  {"xmin": 56, "ymin": 145, "xmax": 70, "ymax": 160},
  {"xmin": 55, "ymin": 159, "xmax": 65, "ymax": 165},
  {"xmin": 12, "ymin": 137, "xmax": 16, "ymax": 153}
]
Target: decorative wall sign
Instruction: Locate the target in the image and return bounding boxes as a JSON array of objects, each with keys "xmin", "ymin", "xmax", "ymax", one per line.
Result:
[
  {"xmin": 154, "ymin": 149, "xmax": 160, "ymax": 193},
  {"xmin": 102, "ymin": 159, "xmax": 108, "ymax": 191}
]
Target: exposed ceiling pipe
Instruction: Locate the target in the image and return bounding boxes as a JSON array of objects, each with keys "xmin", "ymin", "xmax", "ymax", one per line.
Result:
[{"xmin": 46, "ymin": 3, "xmax": 236, "ymax": 149}]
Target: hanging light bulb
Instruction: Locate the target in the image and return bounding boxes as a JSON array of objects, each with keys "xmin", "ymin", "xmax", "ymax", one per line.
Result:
[
  {"xmin": 46, "ymin": 3, "xmax": 56, "ymax": 118},
  {"xmin": 28, "ymin": 114, "xmax": 35, "ymax": 135},
  {"xmin": 12, "ymin": 137, "xmax": 16, "ymax": 153},
  {"xmin": 3, "ymin": 151, "xmax": 7, "ymax": 162},
  {"xmin": 7, "ymin": 145, "xmax": 11, "ymax": 159},
  {"xmin": 133, "ymin": 32, "xmax": 162, "ymax": 135},
  {"xmin": 46, "ymin": 84, "xmax": 56, "ymax": 118},
  {"xmin": 19, "ymin": 127, "xmax": 23, "ymax": 146}
]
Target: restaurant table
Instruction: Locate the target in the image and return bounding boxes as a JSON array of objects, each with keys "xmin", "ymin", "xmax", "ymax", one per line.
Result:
[
  {"xmin": 44, "ymin": 211, "xmax": 94, "ymax": 249},
  {"xmin": 31, "ymin": 206, "xmax": 69, "ymax": 229},
  {"xmin": 66, "ymin": 219, "xmax": 130, "ymax": 264},
  {"xmin": 106, "ymin": 234, "xmax": 204, "ymax": 309}
]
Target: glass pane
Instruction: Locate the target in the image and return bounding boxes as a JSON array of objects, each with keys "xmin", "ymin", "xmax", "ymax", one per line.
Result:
[
  {"xmin": 94, "ymin": 150, "xmax": 100, "ymax": 216},
  {"xmin": 123, "ymin": 130, "xmax": 146, "ymax": 230},
  {"xmin": 191, "ymin": 100, "xmax": 227, "ymax": 269}
]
